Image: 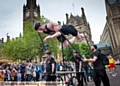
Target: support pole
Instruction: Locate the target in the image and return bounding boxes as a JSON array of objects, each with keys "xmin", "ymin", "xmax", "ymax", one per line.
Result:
[
  {"xmin": 83, "ymin": 32, "xmax": 91, "ymax": 51},
  {"xmin": 60, "ymin": 32, "xmax": 93, "ymax": 70},
  {"xmin": 60, "ymin": 34, "xmax": 66, "ymax": 81},
  {"xmin": 38, "ymin": 32, "xmax": 46, "ymax": 51}
]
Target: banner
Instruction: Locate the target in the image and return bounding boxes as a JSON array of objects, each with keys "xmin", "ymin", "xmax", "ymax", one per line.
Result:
[{"xmin": 0, "ymin": 81, "xmax": 65, "ymax": 86}]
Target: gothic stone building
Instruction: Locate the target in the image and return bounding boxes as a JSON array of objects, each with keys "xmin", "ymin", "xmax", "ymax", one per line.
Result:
[
  {"xmin": 100, "ymin": 0, "xmax": 120, "ymax": 59},
  {"xmin": 65, "ymin": 8, "xmax": 93, "ymax": 45},
  {"xmin": 23, "ymin": 0, "xmax": 40, "ymax": 33}
]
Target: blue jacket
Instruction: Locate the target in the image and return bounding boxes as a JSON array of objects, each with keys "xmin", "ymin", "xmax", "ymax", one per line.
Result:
[{"xmin": 38, "ymin": 66, "xmax": 44, "ymax": 74}]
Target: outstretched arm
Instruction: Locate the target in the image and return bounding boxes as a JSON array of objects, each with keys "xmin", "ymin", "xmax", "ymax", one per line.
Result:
[
  {"xmin": 51, "ymin": 32, "xmax": 61, "ymax": 38},
  {"xmin": 83, "ymin": 56, "xmax": 98, "ymax": 62},
  {"xmin": 43, "ymin": 32, "xmax": 61, "ymax": 42},
  {"xmin": 43, "ymin": 22, "xmax": 62, "ymax": 42}
]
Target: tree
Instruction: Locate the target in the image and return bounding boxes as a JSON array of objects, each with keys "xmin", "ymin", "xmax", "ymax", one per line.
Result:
[
  {"xmin": 2, "ymin": 15, "xmax": 60, "ymax": 61},
  {"xmin": 64, "ymin": 42, "xmax": 91, "ymax": 61},
  {"xmin": 79, "ymin": 43, "xmax": 91, "ymax": 59}
]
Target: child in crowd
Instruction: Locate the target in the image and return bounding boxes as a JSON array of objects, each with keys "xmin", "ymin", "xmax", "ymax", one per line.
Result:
[
  {"xmin": 108, "ymin": 55, "xmax": 117, "ymax": 76},
  {"xmin": 17, "ymin": 70, "xmax": 21, "ymax": 81}
]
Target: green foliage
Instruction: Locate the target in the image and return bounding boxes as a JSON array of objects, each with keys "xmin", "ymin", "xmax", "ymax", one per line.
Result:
[
  {"xmin": 2, "ymin": 16, "xmax": 59, "ymax": 61},
  {"xmin": 79, "ymin": 43, "xmax": 91, "ymax": 59},
  {"xmin": 64, "ymin": 42, "xmax": 91, "ymax": 61}
]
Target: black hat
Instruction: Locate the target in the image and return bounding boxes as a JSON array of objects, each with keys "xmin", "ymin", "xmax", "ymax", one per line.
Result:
[
  {"xmin": 73, "ymin": 50, "xmax": 78, "ymax": 53},
  {"xmin": 45, "ymin": 50, "xmax": 51, "ymax": 55},
  {"xmin": 92, "ymin": 44, "xmax": 97, "ymax": 49},
  {"xmin": 34, "ymin": 22, "xmax": 41, "ymax": 30}
]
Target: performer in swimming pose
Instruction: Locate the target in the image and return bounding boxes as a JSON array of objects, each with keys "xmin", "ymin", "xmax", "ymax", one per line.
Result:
[{"xmin": 34, "ymin": 21, "xmax": 85, "ymax": 47}]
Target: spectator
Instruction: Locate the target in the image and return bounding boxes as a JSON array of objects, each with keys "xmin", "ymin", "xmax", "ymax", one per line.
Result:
[
  {"xmin": 6, "ymin": 70, "xmax": 11, "ymax": 81},
  {"xmin": 17, "ymin": 70, "xmax": 21, "ymax": 81},
  {"xmin": 38, "ymin": 63, "xmax": 44, "ymax": 81},
  {"xmin": 25, "ymin": 67, "xmax": 31, "ymax": 81},
  {"xmin": 11, "ymin": 69, "xmax": 17, "ymax": 81},
  {"xmin": 20, "ymin": 62, "xmax": 26, "ymax": 81},
  {"xmin": 28, "ymin": 63, "xmax": 33, "ymax": 73},
  {"xmin": 55, "ymin": 63, "xmax": 59, "ymax": 71},
  {"xmin": 33, "ymin": 69, "xmax": 36, "ymax": 81},
  {"xmin": 35, "ymin": 64, "xmax": 40, "ymax": 81},
  {"xmin": 0, "ymin": 70, "xmax": 5, "ymax": 86},
  {"xmin": 108, "ymin": 54, "xmax": 117, "ymax": 76},
  {"xmin": 0, "ymin": 70, "xmax": 5, "ymax": 81}
]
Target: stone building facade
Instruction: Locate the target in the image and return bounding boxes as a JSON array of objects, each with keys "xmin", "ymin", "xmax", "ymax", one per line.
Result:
[
  {"xmin": 100, "ymin": 0, "xmax": 120, "ymax": 59},
  {"xmin": 65, "ymin": 7, "xmax": 93, "ymax": 45}
]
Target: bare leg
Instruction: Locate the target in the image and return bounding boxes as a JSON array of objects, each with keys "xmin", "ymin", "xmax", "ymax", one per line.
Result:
[
  {"xmin": 76, "ymin": 32, "xmax": 83, "ymax": 40},
  {"xmin": 76, "ymin": 32, "xmax": 88, "ymax": 40},
  {"xmin": 63, "ymin": 37, "xmax": 76, "ymax": 47}
]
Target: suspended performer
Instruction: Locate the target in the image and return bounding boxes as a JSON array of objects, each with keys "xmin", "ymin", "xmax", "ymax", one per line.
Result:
[{"xmin": 34, "ymin": 21, "xmax": 86, "ymax": 47}]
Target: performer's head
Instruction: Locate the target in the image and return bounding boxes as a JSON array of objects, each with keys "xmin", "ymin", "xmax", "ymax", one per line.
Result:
[
  {"xmin": 34, "ymin": 21, "xmax": 44, "ymax": 31},
  {"xmin": 45, "ymin": 50, "xmax": 51, "ymax": 58},
  {"xmin": 91, "ymin": 44, "xmax": 97, "ymax": 51},
  {"xmin": 73, "ymin": 50, "xmax": 78, "ymax": 57}
]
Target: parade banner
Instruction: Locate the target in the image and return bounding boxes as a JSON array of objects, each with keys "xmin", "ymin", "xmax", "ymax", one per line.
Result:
[{"xmin": 0, "ymin": 81, "xmax": 65, "ymax": 86}]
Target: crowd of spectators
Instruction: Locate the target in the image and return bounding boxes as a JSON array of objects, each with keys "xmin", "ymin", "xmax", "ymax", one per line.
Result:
[{"xmin": 0, "ymin": 61, "xmax": 75, "ymax": 82}]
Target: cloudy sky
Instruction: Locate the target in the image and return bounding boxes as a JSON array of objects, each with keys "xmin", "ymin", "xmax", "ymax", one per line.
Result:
[{"xmin": 0, "ymin": 0, "xmax": 106, "ymax": 44}]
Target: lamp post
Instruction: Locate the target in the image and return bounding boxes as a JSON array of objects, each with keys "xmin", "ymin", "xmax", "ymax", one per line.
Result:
[
  {"xmin": 105, "ymin": 45, "xmax": 108, "ymax": 55},
  {"xmin": 80, "ymin": 27, "xmax": 91, "ymax": 50},
  {"xmin": 82, "ymin": 31, "xmax": 92, "ymax": 54},
  {"xmin": 45, "ymin": 43, "xmax": 49, "ymax": 50}
]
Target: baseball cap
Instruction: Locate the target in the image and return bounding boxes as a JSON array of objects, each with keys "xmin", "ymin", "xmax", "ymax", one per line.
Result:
[
  {"xmin": 45, "ymin": 50, "xmax": 51, "ymax": 55},
  {"xmin": 34, "ymin": 21, "xmax": 41, "ymax": 30}
]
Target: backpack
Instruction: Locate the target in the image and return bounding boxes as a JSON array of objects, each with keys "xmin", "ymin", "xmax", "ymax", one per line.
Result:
[{"xmin": 100, "ymin": 53, "xmax": 109, "ymax": 65}]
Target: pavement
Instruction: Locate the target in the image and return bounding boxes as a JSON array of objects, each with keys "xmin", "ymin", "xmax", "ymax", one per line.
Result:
[{"xmin": 85, "ymin": 65, "xmax": 120, "ymax": 86}]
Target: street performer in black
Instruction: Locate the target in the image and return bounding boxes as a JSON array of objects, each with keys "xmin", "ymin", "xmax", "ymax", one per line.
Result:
[
  {"xmin": 83, "ymin": 45, "xmax": 110, "ymax": 86},
  {"xmin": 73, "ymin": 50, "xmax": 81, "ymax": 77},
  {"xmin": 44, "ymin": 50, "xmax": 56, "ymax": 81},
  {"xmin": 73, "ymin": 50, "xmax": 87, "ymax": 85}
]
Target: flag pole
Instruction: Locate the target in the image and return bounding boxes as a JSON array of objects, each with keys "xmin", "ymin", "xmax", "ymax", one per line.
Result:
[{"xmin": 72, "ymin": 3, "xmax": 75, "ymax": 15}]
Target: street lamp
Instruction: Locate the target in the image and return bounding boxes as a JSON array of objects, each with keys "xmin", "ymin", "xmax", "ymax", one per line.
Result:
[
  {"xmin": 45, "ymin": 43, "xmax": 50, "ymax": 50},
  {"xmin": 83, "ymin": 31, "xmax": 91, "ymax": 51}
]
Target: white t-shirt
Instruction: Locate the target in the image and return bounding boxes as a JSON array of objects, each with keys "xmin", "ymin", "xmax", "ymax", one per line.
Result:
[
  {"xmin": 33, "ymin": 71, "xmax": 36, "ymax": 77},
  {"xmin": 60, "ymin": 66, "xmax": 63, "ymax": 71}
]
